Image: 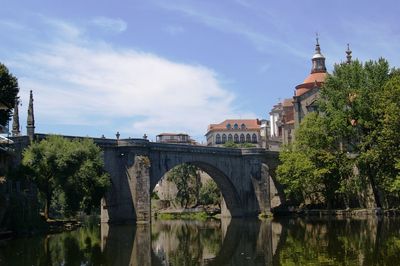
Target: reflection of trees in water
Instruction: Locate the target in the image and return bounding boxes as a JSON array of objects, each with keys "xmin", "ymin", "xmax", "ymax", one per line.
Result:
[
  {"xmin": 48, "ymin": 225, "xmax": 105, "ymax": 265},
  {"xmin": 276, "ymin": 218, "xmax": 400, "ymax": 265},
  {"xmin": 0, "ymin": 224, "xmax": 104, "ymax": 265},
  {"xmin": 3, "ymin": 218, "xmax": 400, "ymax": 265},
  {"xmin": 152, "ymin": 220, "xmax": 223, "ymax": 265}
]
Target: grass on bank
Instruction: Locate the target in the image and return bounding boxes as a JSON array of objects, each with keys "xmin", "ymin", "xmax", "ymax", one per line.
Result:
[{"xmin": 155, "ymin": 211, "xmax": 213, "ymax": 221}]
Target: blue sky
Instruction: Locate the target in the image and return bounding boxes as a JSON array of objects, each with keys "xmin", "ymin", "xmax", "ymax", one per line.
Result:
[{"xmin": 0, "ymin": 0, "xmax": 399, "ymax": 142}]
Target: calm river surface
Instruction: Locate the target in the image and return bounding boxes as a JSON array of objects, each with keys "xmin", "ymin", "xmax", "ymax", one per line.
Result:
[{"xmin": 1, "ymin": 217, "xmax": 400, "ymax": 265}]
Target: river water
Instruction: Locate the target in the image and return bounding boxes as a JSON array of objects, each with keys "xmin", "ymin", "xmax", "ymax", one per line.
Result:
[{"xmin": 1, "ymin": 217, "xmax": 400, "ymax": 265}]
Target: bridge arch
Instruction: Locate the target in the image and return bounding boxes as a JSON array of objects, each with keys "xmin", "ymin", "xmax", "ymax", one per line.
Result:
[{"xmin": 151, "ymin": 160, "xmax": 243, "ymax": 217}]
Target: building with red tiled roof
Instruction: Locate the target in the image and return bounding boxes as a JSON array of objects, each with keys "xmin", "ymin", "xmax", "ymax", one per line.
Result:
[{"xmin": 205, "ymin": 119, "xmax": 263, "ymax": 147}]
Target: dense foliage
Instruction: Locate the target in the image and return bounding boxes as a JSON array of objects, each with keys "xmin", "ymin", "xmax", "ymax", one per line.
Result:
[
  {"xmin": 22, "ymin": 135, "xmax": 110, "ymax": 219},
  {"xmin": 166, "ymin": 164, "xmax": 221, "ymax": 208},
  {"xmin": 222, "ymin": 141, "xmax": 256, "ymax": 148},
  {"xmin": 167, "ymin": 163, "xmax": 201, "ymax": 208},
  {"xmin": 0, "ymin": 62, "xmax": 19, "ymax": 126},
  {"xmin": 277, "ymin": 59, "xmax": 400, "ymax": 208},
  {"xmin": 199, "ymin": 180, "xmax": 221, "ymax": 207}
]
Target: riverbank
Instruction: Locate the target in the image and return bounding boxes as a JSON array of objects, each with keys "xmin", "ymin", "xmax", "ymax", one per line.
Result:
[
  {"xmin": 272, "ymin": 207, "xmax": 400, "ymax": 217},
  {"xmin": 154, "ymin": 205, "xmax": 220, "ymax": 220}
]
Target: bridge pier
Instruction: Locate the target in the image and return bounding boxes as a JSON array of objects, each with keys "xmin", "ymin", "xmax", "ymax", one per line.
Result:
[
  {"xmin": 128, "ymin": 155, "xmax": 151, "ymax": 223},
  {"xmin": 252, "ymin": 163, "xmax": 272, "ymax": 216}
]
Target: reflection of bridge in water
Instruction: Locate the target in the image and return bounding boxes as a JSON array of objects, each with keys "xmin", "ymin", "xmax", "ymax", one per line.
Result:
[{"xmin": 100, "ymin": 218, "xmax": 285, "ymax": 266}]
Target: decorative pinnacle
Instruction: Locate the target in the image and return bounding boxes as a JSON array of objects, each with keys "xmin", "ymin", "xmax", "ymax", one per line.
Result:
[
  {"xmin": 12, "ymin": 97, "xmax": 20, "ymax": 136},
  {"xmin": 346, "ymin": 43, "xmax": 352, "ymax": 64},
  {"xmin": 27, "ymin": 90, "xmax": 34, "ymax": 127},
  {"xmin": 314, "ymin": 32, "xmax": 322, "ymax": 55}
]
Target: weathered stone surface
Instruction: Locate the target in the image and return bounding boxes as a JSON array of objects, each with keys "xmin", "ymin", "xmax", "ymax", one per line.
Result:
[{"xmin": 100, "ymin": 140, "xmax": 281, "ymax": 224}]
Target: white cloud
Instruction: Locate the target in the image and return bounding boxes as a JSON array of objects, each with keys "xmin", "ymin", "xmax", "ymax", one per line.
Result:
[
  {"xmin": 9, "ymin": 18, "xmax": 252, "ymax": 140},
  {"xmin": 91, "ymin": 17, "xmax": 127, "ymax": 33}
]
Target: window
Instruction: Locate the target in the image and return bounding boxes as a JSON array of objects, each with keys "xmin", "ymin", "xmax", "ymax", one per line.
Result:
[
  {"xmin": 252, "ymin": 133, "xmax": 257, "ymax": 143},
  {"xmin": 234, "ymin": 134, "xmax": 239, "ymax": 143},
  {"xmin": 240, "ymin": 134, "xmax": 245, "ymax": 143},
  {"xmin": 246, "ymin": 133, "xmax": 251, "ymax": 142},
  {"xmin": 226, "ymin": 123, "xmax": 231, "ymax": 129},
  {"xmin": 228, "ymin": 134, "xmax": 233, "ymax": 142},
  {"xmin": 216, "ymin": 134, "xmax": 221, "ymax": 144},
  {"xmin": 241, "ymin": 123, "xmax": 246, "ymax": 130},
  {"xmin": 222, "ymin": 134, "xmax": 227, "ymax": 143},
  {"xmin": 234, "ymin": 123, "xmax": 239, "ymax": 129}
]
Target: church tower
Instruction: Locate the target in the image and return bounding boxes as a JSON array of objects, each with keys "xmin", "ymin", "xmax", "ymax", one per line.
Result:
[
  {"xmin": 293, "ymin": 37, "xmax": 328, "ymax": 129},
  {"xmin": 27, "ymin": 90, "xmax": 35, "ymax": 141}
]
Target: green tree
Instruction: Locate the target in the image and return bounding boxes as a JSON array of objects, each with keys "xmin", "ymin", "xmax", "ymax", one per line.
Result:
[
  {"xmin": 199, "ymin": 180, "xmax": 221, "ymax": 207},
  {"xmin": 277, "ymin": 113, "xmax": 352, "ymax": 208},
  {"xmin": 320, "ymin": 58, "xmax": 398, "ymax": 207},
  {"xmin": 277, "ymin": 59, "xmax": 397, "ymax": 208},
  {"xmin": 167, "ymin": 164, "xmax": 200, "ymax": 208},
  {"xmin": 0, "ymin": 63, "xmax": 19, "ymax": 126},
  {"xmin": 222, "ymin": 141, "xmax": 256, "ymax": 148},
  {"xmin": 360, "ymin": 74, "xmax": 400, "ymax": 205},
  {"xmin": 22, "ymin": 135, "xmax": 110, "ymax": 219}
]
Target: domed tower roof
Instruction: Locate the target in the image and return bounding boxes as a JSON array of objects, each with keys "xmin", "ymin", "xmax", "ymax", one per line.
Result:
[
  {"xmin": 311, "ymin": 36, "xmax": 327, "ymax": 73},
  {"xmin": 295, "ymin": 37, "xmax": 327, "ymax": 96}
]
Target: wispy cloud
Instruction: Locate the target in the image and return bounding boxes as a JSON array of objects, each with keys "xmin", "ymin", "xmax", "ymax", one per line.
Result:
[
  {"xmin": 91, "ymin": 17, "xmax": 127, "ymax": 33},
  {"xmin": 234, "ymin": 0, "xmax": 252, "ymax": 8},
  {"xmin": 4, "ymin": 17, "xmax": 252, "ymax": 140},
  {"xmin": 156, "ymin": 3, "xmax": 309, "ymax": 59},
  {"xmin": 164, "ymin": 25, "xmax": 185, "ymax": 35}
]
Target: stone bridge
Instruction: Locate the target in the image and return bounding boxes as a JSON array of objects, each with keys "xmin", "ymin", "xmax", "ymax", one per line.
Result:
[
  {"xmin": 13, "ymin": 134, "xmax": 284, "ymax": 224},
  {"xmin": 97, "ymin": 138, "xmax": 283, "ymax": 224}
]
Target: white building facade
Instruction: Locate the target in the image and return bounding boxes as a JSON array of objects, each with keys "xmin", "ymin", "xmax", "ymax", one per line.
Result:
[{"xmin": 205, "ymin": 119, "xmax": 262, "ymax": 147}]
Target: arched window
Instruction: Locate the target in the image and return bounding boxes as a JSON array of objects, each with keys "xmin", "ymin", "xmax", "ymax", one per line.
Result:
[
  {"xmin": 234, "ymin": 123, "xmax": 239, "ymax": 129},
  {"xmin": 228, "ymin": 134, "xmax": 233, "ymax": 142},
  {"xmin": 246, "ymin": 133, "xmax": 251, "ymax": 142},
  {"xmin": 240, "ymin": 134, "xmax": 245, "ymax": 143},
  {"xmin": 241, "ymin": 123, "xmax": 246, "ymax": 130},
  {"xmin": 216, "ymin": 134, "xmax": 221, "ymax": 144},
  {"xmin": 226, "ymin": 123, "xmax": 231, "ymax": 129},
  {"xmin": 252, "ymin": 133, "xmax": 257, "ymax": 143},
  {"xmin": 234, "ymin": 134, "xmax": 239, "ymax": 143},
  {"xmin": 222, "ymin": 134, "xmax": 227, "ymax": 143}
]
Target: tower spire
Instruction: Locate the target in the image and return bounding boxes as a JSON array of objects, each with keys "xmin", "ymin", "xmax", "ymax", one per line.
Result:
[
  {"xmin": 346, "ymin": 43, "xmax": 352, "ymax": 64},
  {"xmin": 27, "ymin": 90, "xmax": 35, "ymax": 141},
  {"xmin": 12, "ymin": 97, "xmax": 20, "ymax": 136},
  {"xmin": 311, "ymin": 34, "xmax": 327, "ymax": 73}
]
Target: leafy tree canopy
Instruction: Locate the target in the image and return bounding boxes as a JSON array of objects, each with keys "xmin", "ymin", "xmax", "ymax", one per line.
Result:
[
  {"xmin": 277, "ymin": 58, "xmax": 398, "ymax": 208},
  {"xmin": 199, "ymin": 180, "xmax": 221, "ymax": 206},
  {"xmin": 22, "ymin": 135, "xmax": 110, "ymax": 218},
  {"xmin": 0, "ymin": 63, "xmax": 19, "ymax": 126},
  {"xmin": 222, "ymin": 141, "xmax": 256, "ymax": 148},
  {"xmin": 167, "ymin": 163, "xmax": 200, "ymax": 208}
]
